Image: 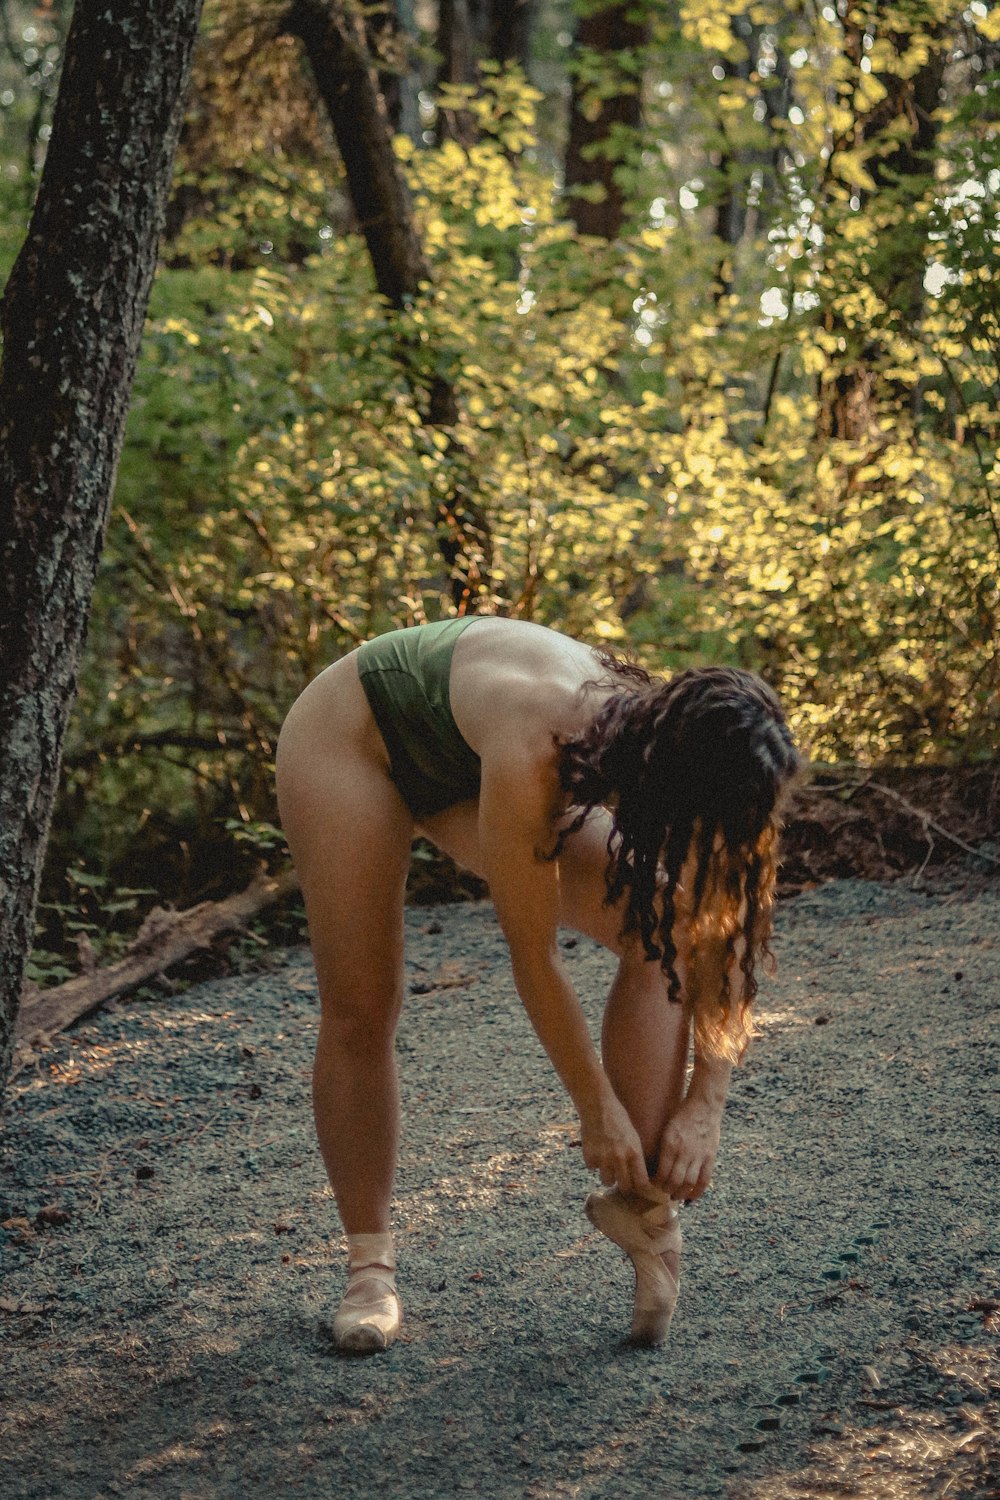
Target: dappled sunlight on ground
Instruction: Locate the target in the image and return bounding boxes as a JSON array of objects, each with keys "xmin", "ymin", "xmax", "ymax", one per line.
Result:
[{"xmin": 2, "ymin": 881, "xmax": 997, "ymax": 1498}]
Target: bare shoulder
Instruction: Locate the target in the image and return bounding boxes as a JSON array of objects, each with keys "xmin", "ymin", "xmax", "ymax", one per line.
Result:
[{"xmin": 449, "ymin": 619, "xmax": 608, "ymax": 765}]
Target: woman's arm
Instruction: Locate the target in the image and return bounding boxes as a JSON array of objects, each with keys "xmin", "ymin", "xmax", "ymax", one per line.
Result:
[
  {"xmin": 478, "ymin": 748, "xmax": 650, "ymax": 1194},
  {"xmin": 654, "ymin": 934, "xmax": 737, "ymax": 1200},
  {"xmin": 654, "ymin": 1047, "xmax": 731, "ymax": 1201}
]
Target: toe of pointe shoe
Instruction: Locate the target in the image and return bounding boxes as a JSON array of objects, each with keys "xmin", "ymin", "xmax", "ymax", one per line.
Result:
[
  {"xmin": 333, "ymin": 1274, "xmax": 401, "ymax": 1355},
  {"xmin": 335, "ymin": 1318, "xmax": 396, "ymax": 1355},
  {"xmin": 630, "ymin": 1297, "xmax": 677, "ymax": 1347}
]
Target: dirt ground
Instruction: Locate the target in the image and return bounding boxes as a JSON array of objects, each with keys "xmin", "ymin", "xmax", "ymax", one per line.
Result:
[{"xmin": 2, "ymin": 872, "xmax": 998, "ymax": 1500}]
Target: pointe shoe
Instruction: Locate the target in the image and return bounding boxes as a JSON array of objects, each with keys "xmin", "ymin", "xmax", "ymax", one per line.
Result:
[
  {"xmin": 334, "ymin": 1233, "xmax": 401, "ymax": 1354},
  {"xmin": 333, "ymin": 1264, "xmax": 401, "ymax": 1354},
  {"xmin": 586, "ymin": 1187, "xmax": 681, "ymax": 1346}
]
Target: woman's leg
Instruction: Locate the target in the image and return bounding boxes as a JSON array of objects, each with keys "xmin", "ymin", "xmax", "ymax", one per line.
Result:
[
  {"xmin": 277, "ymin": 666, "xmax": 414, "ymax": 1351},
  {"xmin": 276, "ymin": 665, "xmax": 414, "ymax": 1235},
  {"xmin": 554, "ymin": 811, "xmax": 690, "ymax": 1166},
  {"xmin": 418, "ymin": 803, "xmax": 689, "ymax": 1167},
  {"xmin": 554, "ymin": 811, "xmax": 688, "ymax": 1342},
  {"xmin": 420, "ymin": 802, "xmax": 686, "ymax": 1342}
]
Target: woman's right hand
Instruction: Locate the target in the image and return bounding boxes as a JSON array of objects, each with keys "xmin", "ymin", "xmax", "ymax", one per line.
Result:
[{"xmin": 579, "ymin": 1086, "xmax": 650, "ymax": 1195}]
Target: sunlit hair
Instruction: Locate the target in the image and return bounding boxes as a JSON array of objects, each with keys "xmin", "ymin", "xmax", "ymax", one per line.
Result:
[{"xmin": 554, "ymin": 659, "xmax": 802, "ymax": 1060}]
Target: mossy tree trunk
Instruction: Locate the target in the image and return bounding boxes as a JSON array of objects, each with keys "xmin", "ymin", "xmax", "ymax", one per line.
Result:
[{"xmin": 0, "ymin": 0, "xmax": 205, "ymax": 1100}]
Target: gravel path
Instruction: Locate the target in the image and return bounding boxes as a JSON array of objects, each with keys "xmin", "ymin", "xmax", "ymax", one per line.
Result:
[{"xmin": 2, "ymin": 877, "xmax": 998, "ymax": 1500}]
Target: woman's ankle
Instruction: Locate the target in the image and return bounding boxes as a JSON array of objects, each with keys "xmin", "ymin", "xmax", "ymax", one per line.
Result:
[{"xmin": 346, "ymin": 1230, "xmax": 395, "ymax": 1272}]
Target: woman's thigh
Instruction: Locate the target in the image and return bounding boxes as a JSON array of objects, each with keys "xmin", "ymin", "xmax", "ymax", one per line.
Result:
[{"xmin": 277, "ymin": 661, "xmax": 414, "ymax": 1029}]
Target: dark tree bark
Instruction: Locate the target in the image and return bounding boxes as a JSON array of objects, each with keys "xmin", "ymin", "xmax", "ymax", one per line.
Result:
[
  {"xmin": 284, "ymin": 0, "xmax": 428, "ymax": 309},
  {"xmin": 486, "ymin": 0, "xmax": 536, "ymax": 68},
  {"xmin": 282, "ymin": 0, "xmax": 493, "ymax": 604},
  {"xmin": 435, "ymin": 0, "xmax": 485, "ymax": 146},
  {"xmin": 817, "ymin": 6, "xmax": 947, "ymax": 441},
  {"xmin": 0, "ymin": 0, "xmax": 205, "ymax": 1099},
  {"xmin": 363, "ymin": 0, "xmax": 408, "ymax": 136},
  {"xmin": 564, "ymin": 2, "xmax": 650, "ymax": 240},
  {"xmin": 434, "ymin": 0, "xmax": 537, "ymax": 143}
]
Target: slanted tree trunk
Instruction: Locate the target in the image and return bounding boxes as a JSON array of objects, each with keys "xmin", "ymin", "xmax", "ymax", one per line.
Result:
[
  {"xmin": 283, "ymin": 0, "xmax": 493, "ymax": 606},
  {"xmin": 0, "ymin": 0, "xmax": 205, "ymax": 1101},
  {"xmin": 564, "ymin": 1, "xmax": 650, "ymax": 240},
  {"xmin": 363, "ymin": 0, "xmax": 409, "ymax": 137}
]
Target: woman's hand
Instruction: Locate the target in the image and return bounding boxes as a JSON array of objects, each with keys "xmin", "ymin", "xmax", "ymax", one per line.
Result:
[
  {"xmin": 654, "ymin": 1097, "xmax": 722, "ymax": 1202},
  {"xmin": 579, "ymin": 1086, "xmax": 650, "ymax": 1195}
]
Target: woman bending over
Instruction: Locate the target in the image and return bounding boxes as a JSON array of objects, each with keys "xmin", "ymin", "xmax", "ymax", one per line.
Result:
[{"xmin": 276, "ymin": 616, "xmax": 800, "ymax": 1353}]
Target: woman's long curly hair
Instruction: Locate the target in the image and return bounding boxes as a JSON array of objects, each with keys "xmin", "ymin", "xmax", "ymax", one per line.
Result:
[{"xmin": 555, "ymin": 660, "xmax": 802, "ymax": 1060}]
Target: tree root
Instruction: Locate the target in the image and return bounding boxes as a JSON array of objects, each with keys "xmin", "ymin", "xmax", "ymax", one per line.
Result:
[{"xmin": 11, "ymin": 866, "xmax": 299, "ymax": 1082}]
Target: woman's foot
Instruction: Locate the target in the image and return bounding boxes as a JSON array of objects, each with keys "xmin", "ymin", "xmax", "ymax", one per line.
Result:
[
  {"xmin": 333, "ymin": 1233, "xmax": 401, "ymax": 1354},
  {"xmin": 585, "ymin": 1186, "xmax": 681, "ymax": 1345}
]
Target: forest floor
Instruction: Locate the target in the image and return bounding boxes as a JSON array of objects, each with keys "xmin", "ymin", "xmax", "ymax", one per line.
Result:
[{"xmin": 2, "ymin": 866, "xmax": 998, "ymax": 1500}]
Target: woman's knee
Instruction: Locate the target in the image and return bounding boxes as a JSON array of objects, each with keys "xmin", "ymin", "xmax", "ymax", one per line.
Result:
[{"xmin": 318, "ymin": 981, "xmax": 403, "ymax": 1055}]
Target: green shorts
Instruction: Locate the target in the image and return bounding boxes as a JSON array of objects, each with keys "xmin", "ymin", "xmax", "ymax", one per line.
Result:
[{"xmin": 357, "ymin": 618, "xmax": 482, "ymax": 817}]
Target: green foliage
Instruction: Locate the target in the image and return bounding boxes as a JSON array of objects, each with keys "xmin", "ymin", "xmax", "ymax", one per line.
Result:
[{"xmin": 8, "ymin": 5, "xmax": 995, "ymax": 937}]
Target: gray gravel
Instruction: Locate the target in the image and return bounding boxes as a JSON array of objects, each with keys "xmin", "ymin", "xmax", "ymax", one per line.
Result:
[{"xmin": 2, "ymin": 877, "xmax": 998, "ymax": 1499}]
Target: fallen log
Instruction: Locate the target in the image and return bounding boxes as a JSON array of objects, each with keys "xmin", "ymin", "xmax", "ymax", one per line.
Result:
[{"xmin": 11, "ymin": 866, "xmax": 300, "ymax": 1080}]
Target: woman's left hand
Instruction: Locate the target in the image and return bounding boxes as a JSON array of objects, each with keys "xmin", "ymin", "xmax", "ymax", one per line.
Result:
[{"xmin": 654, "ymin": 1097, "xmax": 722, "ymax": 1202}]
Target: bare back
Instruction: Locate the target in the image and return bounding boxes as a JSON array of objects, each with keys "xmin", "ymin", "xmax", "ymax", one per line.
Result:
[{"xmin": 447, "ymin": 618, "xmax": 614, "ymax": 782}]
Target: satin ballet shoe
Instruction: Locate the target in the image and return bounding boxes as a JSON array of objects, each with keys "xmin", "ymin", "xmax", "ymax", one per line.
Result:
[
  {"xmin": 333, "ymin": 1232, "xmax": 401, "ymax": 1354},
  {"xmin": 585, "ymin": 1187, "xmax": 681, "ymax": 1346},
  {"xmin": 333, "ymin": 1265, "xmax": 401, "ymax": 1353}
]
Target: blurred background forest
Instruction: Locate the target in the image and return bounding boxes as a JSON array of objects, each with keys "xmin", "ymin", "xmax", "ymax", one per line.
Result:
[{"xmin": 1, "ymin": 0, "xmax": 998, "ymax": 981}]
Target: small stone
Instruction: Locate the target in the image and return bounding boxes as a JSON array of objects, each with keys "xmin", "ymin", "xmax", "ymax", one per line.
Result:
[{"xmin": 35, "ymin": 1205, "xmax": 71, "ymax": 1227}]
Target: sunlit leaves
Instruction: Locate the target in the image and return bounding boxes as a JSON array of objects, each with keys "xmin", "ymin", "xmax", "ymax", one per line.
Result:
[{"xmin": 53, "ymin": 23, "xmax": 1000, "ymax": 892}]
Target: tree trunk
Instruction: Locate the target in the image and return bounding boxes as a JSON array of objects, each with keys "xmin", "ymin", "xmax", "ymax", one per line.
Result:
[
  {"xmin": 435, "ymin": 0, "xmax": 537, "ymax": 143},
  {"xmin": 435, "ymin": 0, "xmax": 484, "ymax": 144},
  {"xmin": 817, "ymin": 6, "xmax": 947, "ymax": 441},
  {"xmin": 486, "ymin": 0, "xmax": 536, "ymax": 69},
  {"xmin": 284, "ymin": 0, "xmax": 428, "ymax": 308},
  {"xmin": 283, "ymin": 0, "xmax": 493, "ymax": 607},
  {"xmin": 363, "ymin": 1, "xmax": 408, "ymax": 140},
  {"xmin": 564, "ymin": 2, "xmax": 649, "ymax": 240},
  {"xmin": 0, "ymin": 0, "xmax": 205, "ymax": 1101}
]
